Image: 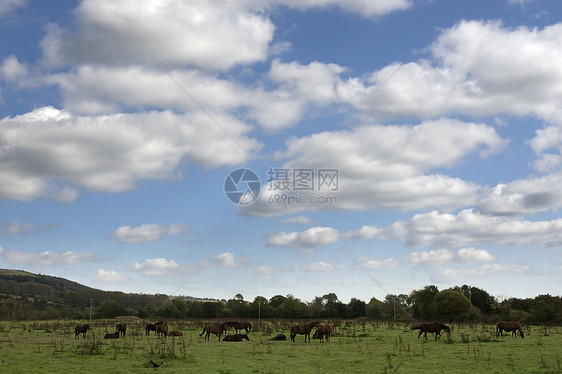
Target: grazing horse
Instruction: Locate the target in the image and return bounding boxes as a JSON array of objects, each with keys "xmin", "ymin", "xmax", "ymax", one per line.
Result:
[
  {"xmin": 145, "ymin": 321, "xmax": 163, "ymax": 336},
  {"xmin": 269, "ymin": 333, "xmax": 287, "ymax": 341},
  {"xmin": 200, "ymin": 323, "xmax": 228, "ymax": 341},
  {"xmin": 312, "ymin": 324, "xmax": 332, "ymax": 342},
  {"xmin": 75, "ymin": 324, "xmax": 89, "ymax": 339},
  {"xmin": 232, "ymin": 322, "xmax": 252, "ymax": 334},
  {"xmin": 290, "ymin": 321, "xmax": 319, "ymax": 342},
  {"xmin": 412, "ymin": 323, "xmax": 451, "ymax": 340},
  {"xmin": 167, "ymin": 330, "xmax": 183, "ymax": 337},
  {"xmin": 223, "ymin": 333, "xmax": 250, "ymax": 342},
  {"xmin": 116, "ymin": 323, "xmax": 127, "ymax": 337},
  {"xmin": 496, "ymin": 321, "xmax": 524, "ymax": 338},
  {"xmin": 156, "ymin": 324, "xmax": 168, "ymax": 338},
  {"xmin": 104, "ymin": 331, "xmax": 120, "ymax": 339}
]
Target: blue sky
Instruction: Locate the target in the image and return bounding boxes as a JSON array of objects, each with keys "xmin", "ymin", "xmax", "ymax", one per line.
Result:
[{"xmin": 1, "ymin": 0, "xmax": 562, "ymax": 304}]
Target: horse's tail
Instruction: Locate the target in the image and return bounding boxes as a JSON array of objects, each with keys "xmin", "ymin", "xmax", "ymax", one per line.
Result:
[
  {"xmin": 248, "ymin": 323, "xmax": 252, "ymax": 333},
  {"xmin": 199, "ymin": 327, "xmax": 206, "ymax": 337}
]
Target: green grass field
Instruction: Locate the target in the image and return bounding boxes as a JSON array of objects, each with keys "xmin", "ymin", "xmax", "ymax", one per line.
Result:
[{"xmin": 0, "ymin": 320, "xmax": 560, "ymax": 373}]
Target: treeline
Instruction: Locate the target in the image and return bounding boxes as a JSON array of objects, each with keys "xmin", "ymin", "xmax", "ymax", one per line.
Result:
[{"xmin": 1, "ymin": 277, "xmax": 561, "ymax": 323}]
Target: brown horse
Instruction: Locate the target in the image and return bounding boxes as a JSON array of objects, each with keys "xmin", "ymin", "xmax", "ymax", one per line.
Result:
[
  {"xmin": 200, "ymin": 323, "xmax": 228, "ymax": 341},
  {"xmin": 167, "ymin": 330, "xmax": 183, "ymax": 337},
  {"xmin": 116, "ymin": 323, "xmax": 127, "ymax": 337},
  {"xmin": 146, "ymin": 321, "xmax": 163, "ymax": 336},
  {"xmin": 75, "ymin": 324, "xmax": 89, "ymax": 339},
  {"xmin": 412, "ymin": 323, "xmax": 451, "ymax": 340},
  {"xmin": 312, "ymin": 324, "xmax": 332, "ymax": 342},
  {"xmin": 290, "ymin": 321, "xmax": 319, "ymax": 342},
  {"xmin": 232, "ymin": 322, "xmax": 252, "ymax": 334},
  {"xmin": 223, "ymin": 333, "xmax": 250, "ymax": 342},
  {"xmin": 496, "ymin": 321, "xmax": 524, "ymax": 338},
  {"xmin": 156, "ymin": 324, "xmax": 168, "ymax": 338}
]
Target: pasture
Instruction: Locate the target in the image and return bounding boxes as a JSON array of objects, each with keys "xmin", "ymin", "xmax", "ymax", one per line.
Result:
[{"xmin": 0, "ymin": 319, "xmax": 560, "ymax": 373}]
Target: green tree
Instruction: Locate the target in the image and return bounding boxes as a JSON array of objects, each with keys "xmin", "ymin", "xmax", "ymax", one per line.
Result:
[
  {"xmin": 365, "ymin": 297, "xmax": 385, "ymax": 319},
  {"xmin": 409, "ymin": 285, "xmax": 439, "ymax": 320},
  {"xmin": 347, "ymin": 298, "xmax": 366, "ymax": 318},
  {"xmin": 433, "ymin": 289, "xmax": 472, "ymax": 320}
]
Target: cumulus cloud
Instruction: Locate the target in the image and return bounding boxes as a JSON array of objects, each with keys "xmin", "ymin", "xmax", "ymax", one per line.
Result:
[
  {"xmin": 131, "ymin": 258, "xmax": 181, "ymax": 276},
  {"xmin": 0, "ymin": 245, "xmax": 97, "ymax": 265},
  {"xmin": 95, "ymin": 269, "xmax": 127, "ymax": 282},
  {"xmin": 243, "ymin": 118, "xmax": 506, "ymax": 216},
  {"xmin": 281, "ymin": 216, "xmax": 314, "ymax": 225},
  {"xmin": 358, "ymin": 257, "xmax": 399, "ymax": 269},
  {"xmin": 110, "ymin": 223, "xmax": 188, "ymax": 244},
  {"xmin": 266, "ymin": 226, "xmax": 340, "ymax": 248},
  {"xmin": 201, "ymin": 252, "xmax": 248, "ymax": 269},
  {"xmin": 0, "ymin": 55, "xmax": 29, "ymax": 83},
  {"xmin": 408, "ymin": 248, "xmax": 495, "ymax": 265},
  {"xmin": 377, "ymin": 209, "xmax": 562, "ymax": 248},
  {"xmin": 268, "ymin": 0, "xmax": 412, "ymax": 18},
  {"xmin": 442, "ymin": 263, "xmax": 530, "ymax": 279},
  {"xmin": 306, "ymin": 261, "xmax": 333, "ymax": 272},
  {"xmin": 0, "ymin": 107, "xmax": 260, "ymax": 201},
  {"xmin": 256, "ymin": 265, "xmax": 280, "ymax": 275},
  {"xmin": 40, "ymin": 0, "xmax": 275, "ymax": 71},
  {"xmin": 0, "ymin": 0, "xmax": 25, "ymax": 18}
]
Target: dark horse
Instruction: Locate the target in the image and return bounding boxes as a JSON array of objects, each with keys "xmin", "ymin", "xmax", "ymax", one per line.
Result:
[
  {"xmin": 269, "ymin": 333, "xmax": 287, "ymax": 341},
  {"xmin": 290, "ymin": 321, "xmax": 319, "ymax": 342},
  {"xmin": 229, "ymin": 321, "xmax": 252, "ymax": 335},
  {"xmin": 496, "ymin": 321, "xmax": 524, "ymax": 338},
  {"xmin": 200, "ymin": 323, "xmax": 228, "ymax": 341},
  {"xmin": 412, "ymin": 323, "xmax": 451, "ymax": 340},
  {"xmin": 312, "ymin": 324, "xmax": 332, "ymax": 342},
  {"xmin": 223, "ymin": 333, "xmax": 250, "ymax": 342},
  {"xmin": 75, "ymin": 324, "xmax": 89, "ymax": 339},
  {"xmin": 145, "ymin": 321, "xmax": 163, "ymax": 336},
  {"xmin": 116, "ymin": 323, "xmax": 127, "ymax": 337},
  {"xmin": 104, "ymin": 331, "xmax": 119, "ymax": 339}
]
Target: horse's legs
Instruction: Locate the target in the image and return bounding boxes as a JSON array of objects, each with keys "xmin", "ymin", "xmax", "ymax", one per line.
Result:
[{"xmin": 417, "ymin": 331, "xmax": 422, "ymax": 339}]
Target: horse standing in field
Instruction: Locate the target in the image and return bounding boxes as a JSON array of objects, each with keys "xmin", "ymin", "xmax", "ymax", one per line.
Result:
[
  {"xmin": 496, "ymin": 321, "xmax": 524, "ymax": 338},
  {"xmin": 412, "ymin": 323, "xmax": 451, "ymax": 340},
  {"xmin": 223, "ymin": 333, "xmax": 250, "ymax": 342},
  {"xmin": 232, "ymin": 322, "xmax": 252, "ymax": 335},
  {"xmin": 312, "ymin": 324, "xmax": 332, "ymax": 342},
  {"xmin": 75, "ymin": 324, "xmax": 89, "ymax": 339},
  {"xmin": 145, "ymin": 321, "xmax": 163, "ymax": 336},
  {"xmin": 156, "ymin": 324, "xmax": 168, "ymax": 338},
  {"xmin": 200, "ymin": 323, "xmax": 228, "ymax": 341},
  {"xmin": 116, "ymin": 323, "xmax": 127, "ymax": 337},
  {"xmin": 290, "ymin": 321, "xmax": 319, "ymax": 342}
]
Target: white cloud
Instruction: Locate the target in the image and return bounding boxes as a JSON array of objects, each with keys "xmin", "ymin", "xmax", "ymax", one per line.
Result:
[
  {"xmin": 131, "ymin": 258, "xmax": 181, "ymax": 276},
  {"xmin": 0, "ymin": 107, "xmax": 261, "ymax": 201},
  {"xmin": 266, "ymin": 226, "xmax": 339, "ymax": 248},
  {"xmin": 256, "ymin": 265, "xmax": 280, "ymax": 275},
  {"xmin": 269, "ymin": 0, "xmax": 413, "ymax": 18},
  {"xmin": 379, "ymin": 209, "xmax": 562, "ymax": 248},
  {"xmin": 442, "ymin": 263, "xmax": 530, "ymax": 278},
  {"xmin": 95, "ymin": 269, "xmax": 127, "ymax": 282},
  {"xmin": 201, "ymin": 252, "xmax": 248, "ymax": 269},
  {"xmin": 408, "ymin": 248, "xmax": 495, "ymax": 265},
  {"xmin": 0, "ymin": 246, "xmax": 96, "ymax": 265},
  {"xmin": 281, "ymin": 216, "xmax": 314, "ymax": 225},
  {"xmin": 358, "ymin": 257, "xmax": 399, "ymax": 269},
  {"xmin": 40, "ymin": 0, "xmax": 275, "ymax": 71},
  {"xmin": 244, "ymin": 119, "xmax": 506, "ymax": 216},
  {"xmin": 306, "ymin": 261, "xmax": 333, "ymax": 272},
  {"xmin": 110, "ymin": 223, "xmax": 188, "ymax": 244},
  {"xmin": 0, "ymin": 0, "xmax": 25, "ymax": 18},
  {"xmin": 0, "ymin": 55, "xmax": 29, "ymax": 83}
]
